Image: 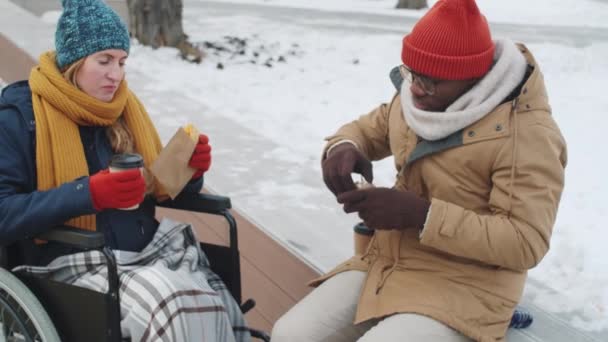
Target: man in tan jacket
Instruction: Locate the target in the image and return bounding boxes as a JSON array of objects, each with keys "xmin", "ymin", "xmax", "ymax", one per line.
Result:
[{"xmin": 272, "ymin": 0, "xmax": 567, "ymax": 341}]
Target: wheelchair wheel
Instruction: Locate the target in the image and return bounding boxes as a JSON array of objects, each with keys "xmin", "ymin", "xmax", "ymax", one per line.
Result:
[{"xmin": 0, "ymin": 268, "xmax": 60, "ymax": 342}]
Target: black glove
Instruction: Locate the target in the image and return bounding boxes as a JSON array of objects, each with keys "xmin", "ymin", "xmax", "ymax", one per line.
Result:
[
  {"xmin": 322, "ymin": 143, "xmax": 373, "ymax": 196},
  {"xmin": 337, "ymin": 187, "xmax": 430, "ymax": 230}
]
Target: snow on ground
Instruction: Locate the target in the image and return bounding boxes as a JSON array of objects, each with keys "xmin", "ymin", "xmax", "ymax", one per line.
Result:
[
  {"xmin": 40, "ymin": 8, "xmax": 61, "ymax": 24},
  {"xmin": 206, "ymin": 0, "xmax": 608, "ymax": 28},
  {"xmin": 521, "ymin": 42, "xmax": 608, "ymax": 331}
]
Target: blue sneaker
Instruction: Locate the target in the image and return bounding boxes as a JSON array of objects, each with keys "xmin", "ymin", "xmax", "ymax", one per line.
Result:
[{"xmin": 510, "ymin": 308, "xmax": 534, "ymax": 329}]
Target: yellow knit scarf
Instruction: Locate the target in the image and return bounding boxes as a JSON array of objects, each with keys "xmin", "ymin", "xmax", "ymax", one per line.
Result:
[{"xmin": 29, "ymin": 51, "xmax": 166, "ymax": 232}]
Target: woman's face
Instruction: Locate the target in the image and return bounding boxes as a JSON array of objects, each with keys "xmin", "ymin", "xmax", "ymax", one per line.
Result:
[{"xmin": 76, "ymin": 49, "xmax": 127, "ymax": 102}]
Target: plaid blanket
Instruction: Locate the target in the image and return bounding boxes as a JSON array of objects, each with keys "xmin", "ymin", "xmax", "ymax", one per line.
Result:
[{"xmin": 14, "ymin": 218, "xmax": 251, "ymax": 342}]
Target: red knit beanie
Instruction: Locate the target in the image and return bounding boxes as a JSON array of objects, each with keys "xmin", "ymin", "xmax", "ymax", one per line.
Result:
[{"xmin": 401, "ymin": 0, "xmax": 495, "ymax": 80}]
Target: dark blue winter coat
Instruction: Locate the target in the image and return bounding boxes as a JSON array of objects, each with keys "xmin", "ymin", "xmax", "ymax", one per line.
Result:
[{"xmin": 0, "ymin": 81, "xmax": 202, "ymax": 262}]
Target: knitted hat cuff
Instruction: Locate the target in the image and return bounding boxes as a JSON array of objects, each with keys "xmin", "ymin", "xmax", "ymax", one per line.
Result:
[
  {"xmin": 56, "ymin": 39, "xmax": 130, "ymax": 69},
  {"xmin": 402, "ymin": 37, "xmax": 495, "ymax": 80}
]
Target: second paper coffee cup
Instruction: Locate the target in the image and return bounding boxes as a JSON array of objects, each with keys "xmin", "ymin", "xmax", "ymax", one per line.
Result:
[
  {"xmin": 353, "ymin": 222, "xmax": 375, "ymax": 255},
  {"xmin": 109, "ymin": 153, "xmax": 144, "ymax": 210}
]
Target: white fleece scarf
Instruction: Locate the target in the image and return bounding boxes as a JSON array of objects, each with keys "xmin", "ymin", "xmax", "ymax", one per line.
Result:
[{"xmin": 402, "ymin": 39, "xmax": 528, "ymax": 141}]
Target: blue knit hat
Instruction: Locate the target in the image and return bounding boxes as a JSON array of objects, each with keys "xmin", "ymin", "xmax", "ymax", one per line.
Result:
[{"xmin": 55, "ymin": 0, "xmax": 130, "ymax": 69}]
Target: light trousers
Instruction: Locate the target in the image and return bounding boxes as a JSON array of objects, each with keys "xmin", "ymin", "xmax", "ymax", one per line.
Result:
[{"xmin": 271, "ymin": 270, "xmax": 471, "ymax": 342}]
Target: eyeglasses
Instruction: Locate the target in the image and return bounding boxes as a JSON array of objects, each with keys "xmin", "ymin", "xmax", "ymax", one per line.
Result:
[{"xmin": 399, "ymin": 65, "xmax": 438, "ymax": 96}]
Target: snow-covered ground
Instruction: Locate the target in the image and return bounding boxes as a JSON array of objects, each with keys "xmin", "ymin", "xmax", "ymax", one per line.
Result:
[
  {"xmin": 208, "ymin": 0, "xmax": 608, "ymax": 28},
  {"xmin": 23, "ymin": 0, "xmax": 608, "ymax": 334}
]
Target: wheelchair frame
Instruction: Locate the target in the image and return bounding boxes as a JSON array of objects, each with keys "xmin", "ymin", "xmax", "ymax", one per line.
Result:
[{"xmin": 0, "ymin": 192, "xmax": 270, "ymax": 341}]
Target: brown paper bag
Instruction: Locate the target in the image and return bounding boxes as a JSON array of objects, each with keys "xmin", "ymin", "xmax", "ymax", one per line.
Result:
[{"xmin": 150, "ymin": 127, "xmax": 198, "ymax": 199}]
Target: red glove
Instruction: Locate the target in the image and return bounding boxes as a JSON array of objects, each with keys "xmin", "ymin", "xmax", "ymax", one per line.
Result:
[
  {"xmin": 89, "ymin": 169, "xmax": 146, "ymax": 211},
  {"xmin": 189, "ymin": 134, "xmax": 212, "ymax": 179}
]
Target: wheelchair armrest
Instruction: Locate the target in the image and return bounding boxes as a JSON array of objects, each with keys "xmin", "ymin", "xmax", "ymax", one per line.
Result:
[
  {"xmin": 157, "ymin": 192, "xmax": 232, "ymax": 213},
  {"xmin": 37, "ymin": 225, "xmax": 105, "ymax": 249},
  {"xmin": 36, "ymin": 225, "xmax": 120, "ymax": 338},
  {"xmin": 249, "ymin": 328, "xmax": 271, "ymax": 342}
]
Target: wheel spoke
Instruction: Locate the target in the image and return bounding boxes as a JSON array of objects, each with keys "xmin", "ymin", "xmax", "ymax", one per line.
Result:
[{"xmin": 0, "ymin": 290, "xmax": 35, "ymax": 342}]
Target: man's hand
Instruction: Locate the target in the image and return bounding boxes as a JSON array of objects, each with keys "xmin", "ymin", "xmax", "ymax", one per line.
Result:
[
  {"xmin": 322, "ymin": 143, "xmax": 373, "ymax": 196},
  {"xmin": 337, "ymin": 187, "xmax": 430, "ymax": 230}
]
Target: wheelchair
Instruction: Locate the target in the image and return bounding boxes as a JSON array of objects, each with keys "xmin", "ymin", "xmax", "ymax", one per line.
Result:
[{"xmin": 0, "ymin": 192, "xmax": 270, "ymax": 342}]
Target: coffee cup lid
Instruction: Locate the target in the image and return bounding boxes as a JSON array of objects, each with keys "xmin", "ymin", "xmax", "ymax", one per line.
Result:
[
  {"xmin": 354, "ymin": 222, "xmax": 375, "ymax": 236},
  {"xmin": 110, "ymin": 153, "xmax": 144, "ymax": 169}
]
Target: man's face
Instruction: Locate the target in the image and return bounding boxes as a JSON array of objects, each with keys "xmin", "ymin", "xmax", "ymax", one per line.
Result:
[{"xmin": 407, "ymin": 69, "xmax": 480, "ymax": 112}]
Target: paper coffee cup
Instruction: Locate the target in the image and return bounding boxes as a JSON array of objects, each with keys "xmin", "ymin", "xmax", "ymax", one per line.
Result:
[
  {"xmin": 353, "ymin": 222, "xmax": 374, "ymax": 255},
  {"xmin": 109, "ymin": 153, "xmax": 144, "ymax": 210}
]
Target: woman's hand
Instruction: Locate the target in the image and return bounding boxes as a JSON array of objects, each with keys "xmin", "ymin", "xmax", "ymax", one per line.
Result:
[
  {"xmin": 89, "ymin": 169, "xmax": 146, "ymax": 211},
  {"xmin": 189, "ymin": 134, "xmax": 212, "ymax": 179}
]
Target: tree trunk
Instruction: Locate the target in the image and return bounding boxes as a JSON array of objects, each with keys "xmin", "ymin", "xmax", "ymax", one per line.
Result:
[
  {"xmin": 395, "ymin": 0, "xmax": 427, "ymax": 9},
  {"xmin": 126, "ymin": 0, "xmax": 204, "ymax": 63}
]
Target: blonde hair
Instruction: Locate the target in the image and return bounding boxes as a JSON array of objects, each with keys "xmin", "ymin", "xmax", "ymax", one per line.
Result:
[{"xmin": 62, "ymin": 58, "xmax": 156, "ymax": 194}]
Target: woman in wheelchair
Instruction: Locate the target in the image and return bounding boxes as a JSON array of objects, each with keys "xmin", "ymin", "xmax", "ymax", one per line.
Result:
[{"xmin": 0, "ymin": 0, "xmax": 250, "ymax": 341}]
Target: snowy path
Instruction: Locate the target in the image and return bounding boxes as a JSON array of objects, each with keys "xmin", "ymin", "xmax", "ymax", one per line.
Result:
[{"xmin": 194, "ymin": 0, "xmax": 608, "ymax": 45}]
